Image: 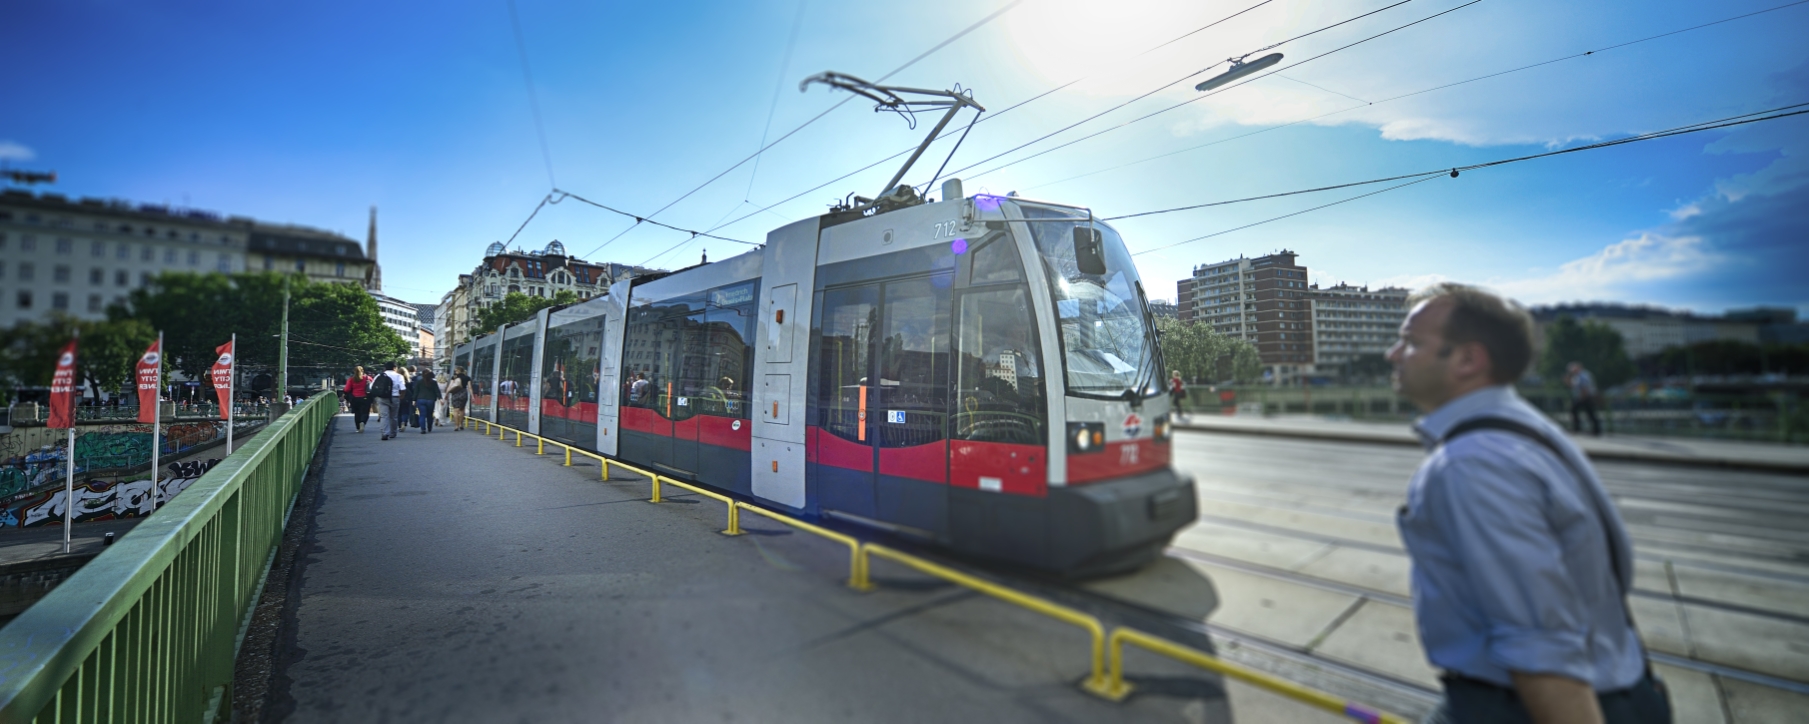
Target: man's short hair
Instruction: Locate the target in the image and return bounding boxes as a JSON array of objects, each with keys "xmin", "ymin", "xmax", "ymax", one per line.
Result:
[
  {"xmin": 1408, "ymin": 282, "xmax": 1535, "ymax": 384},
  {"xmin": 384, "ymin": 362, "xmax": 396, "ymax": 371}
]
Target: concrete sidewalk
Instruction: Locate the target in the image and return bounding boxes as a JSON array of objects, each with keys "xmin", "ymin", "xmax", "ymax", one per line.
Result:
[
  {"xmin": 1176, "ymin": 413, "xmax": 1809, "ymax": 473},
  {"xmin": 274, "ymin": 413, "xmax": 1350, "ymax": 723}
]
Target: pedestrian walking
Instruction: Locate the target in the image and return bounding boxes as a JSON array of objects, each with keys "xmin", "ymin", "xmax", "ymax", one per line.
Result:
[
  {"xmin": 447, "ymin": 367, "xmax": 472, "ymax": 431},
  {"xmin": 398, "ymin": 365, "xmax": 416, "ymax": 430},
  {"xmin": 1387, "ymin": 283, "xmax": 1669, "ymax": 724},
  {"xmin": 1565, "ymin": 361, "xmax": 1603, "ymax": 437},
  {"xmin": 343, "ymin": 366, "xmax": 373, "ymax": 433},
  {"xmin": 371, "ymin": 362, "xmax": 407, "ymax": 440},
  {"xmin": 1169, "ymin": 370, "xmax": 1187, "ymax": 418},
  {"xmin": 411, "ymin": 370, "xmax": 442, "ymax": 434}
]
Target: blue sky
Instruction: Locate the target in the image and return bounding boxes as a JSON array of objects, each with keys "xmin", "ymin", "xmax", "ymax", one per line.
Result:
[{"xmin": 5, "ymin": 0, "xmax": 1807, "ymax": 314}]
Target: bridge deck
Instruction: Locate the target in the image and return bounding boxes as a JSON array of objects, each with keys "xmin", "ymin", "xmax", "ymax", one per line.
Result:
[{"xmin": 274, "ymin": 414, "xmax": 1328, "ymax": 723}]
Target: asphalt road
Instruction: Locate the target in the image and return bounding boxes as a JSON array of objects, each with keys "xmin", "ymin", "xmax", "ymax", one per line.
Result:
[
  {"xmin": 1161, "ymin": 428, "xmax": 1809, "ymax": 724},
  {"xmin": 271, "ymin": 415, "xmax": 1345, "ymax": 723}
]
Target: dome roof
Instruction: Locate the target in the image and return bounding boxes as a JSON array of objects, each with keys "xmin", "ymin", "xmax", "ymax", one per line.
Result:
[
  {"xmin": 544, "ymin": 240, "xmax": 566, "ymax": 257},
  {"xmin": 484, "ymin": 241, "xmax": 506, "ymax": 257}
]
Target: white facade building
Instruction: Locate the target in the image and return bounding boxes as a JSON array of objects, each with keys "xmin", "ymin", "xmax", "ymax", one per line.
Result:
[
  {"xmin": 0, "ymin": 190, "xmax": 246, "ymax": 327},
  {"xmin": 1309, "ymin": 284, "xmax": 1410, "ymax": 369}
]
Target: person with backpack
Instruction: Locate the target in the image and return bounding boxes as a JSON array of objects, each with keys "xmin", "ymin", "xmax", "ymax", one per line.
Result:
[
  {"xmin": 343, "ymin": 366, "xmax": 373, "ymax": 433},
  {"xmin": 1168, "ymin": 370, "xmax": 1186, "ymax": 419},
  {"xmin": 446, "ymin": 366, "xmax": 472, "ymax": 431},
  {"xmin": 410, "ymin": 370, "xmax": 442, "ymax": 434},
  {"xmin": 370, "ymin": 362, "xmax": 407, "ymax": 440},
  {"xmin": 1388, "ymin": 283, "xmax": 1668, "ymax": 724}
]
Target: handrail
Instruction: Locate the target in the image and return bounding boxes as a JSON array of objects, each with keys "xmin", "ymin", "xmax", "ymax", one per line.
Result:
[
  {"xmin": 863, "ymin": 543, "xmax": 1108, "ymax": 691},
  {"xmin": 0, "ymin": 392, "xmax": 337, "ymax": 721},
  {"xmin": 464, "ymin": 418, "xmax": 1408, "ymax": 722},
  {"xmin": 1100, "ymin": 628, "xmax": 1409, "ymax": 723}
]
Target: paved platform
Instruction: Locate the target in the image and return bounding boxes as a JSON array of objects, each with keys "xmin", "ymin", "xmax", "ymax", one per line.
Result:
[
  {"xmin": 1175, "ymin": 413, "xmax": 1809, "ymax": 473},
  {"xmin": 274, "ymin": 415, "xmax": 1348, "ymax": 723}
]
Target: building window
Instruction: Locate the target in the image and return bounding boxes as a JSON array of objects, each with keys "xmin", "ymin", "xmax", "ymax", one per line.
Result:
[
  {"xmin": 117, "ymin": 243, "xmax": 130, "ymax": 259},
  {"xmin": 19, "ymin": 262, "xmax": 34, "ymax": 281},
  {"xmin": 90, "ymin": 240, "xmax": 105, "ymax": 257},
  {"xmin": 55, "ymin": 238, "xmax": 72, "ymax": 254},
  {"xmin": 116, "ymin": 270, "xmax": 129, "ymax": 286},
  {"xmin": 52, "ymin": 292, "xmax": 69, "ymax": 310},
  {"xmin": 217, "ymin": 254, "xmax": 231, "ymax": 272},
  {"xmin": 143, "ymin": 227, "xmax": 155, "ymax": 237},
  {"xmin": 21, "ymin": 236, "xmax": 37, "ymax": 251},
  {"xmin": 54, "ymin": 265, "xmax": 71, "ymax": 283},
  {"xmin": 89, "ymin": 268, "xmax": 103, "ymax": 284},
  {"xmin": 142, "ymin": 246, "xmax": 154, "ymax": 261},
  {"xmin": 188, "ymin": 251, "xmax": 199, "ymax": 266},
  {"xmin": 141, "ymin": 272, "xmax": 153, "ymax": 286},
  {"xmin": 263, "ymin": 256, "xmax": 274, "ymax": 270},
  {"xmin": 294, "ymin": 259, "xmax": 305, "ymax": 272},
  {"xmin": 164, "ymin": 249, "xmax": 177, "ymax": 264},
  {"xmin": 17, "ymin": 291, "xmax": 32, "ymax": 309},
  {"xmin": 87, "ymin": 294, "xmax": 103, "ymax": 313},
  {"xmin": 336, "ymin": 262, "xmax": 345, "ymax": 277}
]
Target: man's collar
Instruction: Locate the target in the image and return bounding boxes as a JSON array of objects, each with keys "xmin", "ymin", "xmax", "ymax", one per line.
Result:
[{"xmin": 1412, "ymin": 385, "xmax": 1518, "ymax": 449}]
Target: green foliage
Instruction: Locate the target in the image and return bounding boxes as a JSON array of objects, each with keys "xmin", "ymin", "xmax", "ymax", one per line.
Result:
[
  {"xmin": 1156, "ymin": 317, "xmax": 1262, "ymax": 384},
  {"xmin": 1539, "ymin": 316, "xmax": 1636, "ymax": 388},
  {"xmin": 473, "ymin": 290, "xmax": 580, "ymax": 335},
  {"xmin": 1640, "ymin": 340, "xmax": 1809, "ymax": 377},
  {"xmin": 0, "ymin": 314, "xmax": 157, "ymax": 400},
  {"xmin": 112, "ymin": 272, "xmax": 409, "ymax": 384}
]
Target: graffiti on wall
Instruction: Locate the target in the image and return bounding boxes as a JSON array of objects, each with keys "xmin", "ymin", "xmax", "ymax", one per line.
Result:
[
  {"xmin": 0, "ymin": 420, "xmax": 246, "ymax": 500},
  {"xmin": 0, "ymin": 459, "xmax": 219, "ymax": 529}
]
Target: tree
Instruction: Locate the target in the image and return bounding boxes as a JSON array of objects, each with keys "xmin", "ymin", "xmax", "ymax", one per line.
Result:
[
  {"xmin": 473, "ymin": 290, "xmax": 580, "ymax": 335},
  {"xmin": 112, "ymin": 272, "xmax": 409, "ymax": 385},
  {"xmin": 1539, "ymin": 316, "xmax": 1635, "ymax": 388},
  {"xmin": 1156, "ymin": 318, "xmax": 1262, "ymax": 385},
  {"xmin": 0, "ymin": 314, "xmax": 156, "ymax": 402}
]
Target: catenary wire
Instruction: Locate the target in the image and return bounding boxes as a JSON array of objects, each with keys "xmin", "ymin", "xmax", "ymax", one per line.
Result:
[
  {"xmin": 744, "ymin": 0, "xmax": 812, "ymax": 201},
  {"xmin": 1109, "ymin": 102, "xmax": 1809, "ymax": 222},
  {"xmin": 583, "ymin": 0, "xmax": 1025, "ymax": 263},
  {"xmin": 552, "ymin": 190, "xmax": 755, "ymax": 245},
  {"xmin": 507, "ymin": 0, "xmax": 557, "ymax": 189},
  {"xmin": 1124, "ymin": 103, "xmax": 1809, "ymax": 255},
  {"xmin": 700, "ymin": 0, "xmax": 1370, "ymax": 236},
  {"xmin": 958, "ymin": 0, "xmax": 1484, "ymax": 182},
  {"xmin": 1029, "ymin": 0, "xmax": 1809, "ymax": 192}
]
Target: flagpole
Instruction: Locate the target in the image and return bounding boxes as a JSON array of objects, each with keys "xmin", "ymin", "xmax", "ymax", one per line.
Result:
[
  {"xmin": 228, "ymin": 332, "xmax": 236, "ymax": 454},
  {"xmin": 64, "ymin": 327, "xmax": 78, "ymax": 555},
  {"xmin": 151, "ymin": 331, "xmax": 163, "ymax": 515}
]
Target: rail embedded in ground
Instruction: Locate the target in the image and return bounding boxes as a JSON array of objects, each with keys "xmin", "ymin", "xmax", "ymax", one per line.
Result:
[
  {"xmin": 466, "ymin": 417, "xmax": 1409, "ymax": 723},
  {"xmin": 0, "ymin": 391, "xmax": 335, "ymax": 722}
]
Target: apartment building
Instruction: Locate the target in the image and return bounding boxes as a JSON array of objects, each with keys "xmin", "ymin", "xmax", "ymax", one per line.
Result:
[
  {"xmin": 1177, "ymin": 250, "xmax": 1316, "ymax": 383},
  {"xmin": 1309, "ymin": 283, "xmax": 1410, "ymax": 370}
]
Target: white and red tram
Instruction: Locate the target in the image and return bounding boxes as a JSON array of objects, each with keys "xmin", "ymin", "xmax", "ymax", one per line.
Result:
[{"xmin": 454, "ymin": 184, "xmax": 1195, "ymax": 574}]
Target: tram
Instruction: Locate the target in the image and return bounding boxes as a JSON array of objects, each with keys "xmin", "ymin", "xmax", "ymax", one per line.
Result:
[{"xmin": 453, "ymin": 181, "xmax": 1195, "ymax": 574}]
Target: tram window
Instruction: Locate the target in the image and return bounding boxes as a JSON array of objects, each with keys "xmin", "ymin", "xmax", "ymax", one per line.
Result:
[
  {"xmin": 814, "ymin": 285, "xmax": 878, "ymax": 442},
  {"xmin": 953, "ymin": 287, "xmax": 1045, "ymax": 445},
  {"xmin": 968, "ymin": 235, "xmax": 1022, "ymax": 284},
  {"xmin": 698, "ymin": 298, "xmax": 754, "ymax": 419},
  {"xmin": 875, "ymin": 276, "xmax": 950, "ymax": 448}
]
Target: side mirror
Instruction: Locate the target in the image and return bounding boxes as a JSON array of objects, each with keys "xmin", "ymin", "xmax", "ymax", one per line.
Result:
[{"xmin": 1073, "ymin": 226, "xmax": 1107, "ymax": 275}]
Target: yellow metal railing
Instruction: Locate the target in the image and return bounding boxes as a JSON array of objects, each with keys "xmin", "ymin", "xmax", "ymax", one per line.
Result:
[{"xmin": 464, "ymin": 418, "xmax": 1406, "ymax": 723}]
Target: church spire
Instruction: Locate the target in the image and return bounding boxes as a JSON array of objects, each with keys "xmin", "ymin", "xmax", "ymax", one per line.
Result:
[{"xmin": 366, "ymin": 205, "xmax": 382, "ymax": 291}]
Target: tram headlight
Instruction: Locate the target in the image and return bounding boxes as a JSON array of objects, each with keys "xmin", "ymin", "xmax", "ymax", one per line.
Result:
[
  {"xmin": 1154, "ymin": 414, "xmax": 1172, "ymax": 443},
  {"xmin": 1067, "ymin": 422, "xmax": 1105, "ymax": 454}
]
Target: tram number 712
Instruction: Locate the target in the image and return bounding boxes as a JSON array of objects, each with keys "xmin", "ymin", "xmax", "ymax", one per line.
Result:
[
  {"xmin": 932, "ymin": 220, "xmax": 958, "ymax": 238},
  {"xmin": 1120, "ymin": 444, "xmax": 1140, "ymax": 466}
]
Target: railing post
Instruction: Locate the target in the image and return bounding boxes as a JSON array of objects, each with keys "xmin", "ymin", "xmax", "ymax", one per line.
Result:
[
  {"xmin": 649, "ymin": 475, "xmax": 662, "ymax": 503},
  {"xmin": 536, "ymin": 437, "xmax": 544, "ymax": 455},
  {"xmin": 515, "ymin": 431, "xmax": 522, "ymax": 447},
  {"xmin": 722, "ymin": 501, "xmax": 741, "ymax": 536},
  {"xmin": 563, "ymin": 446, "xmax": 572, "ymax": 466}
]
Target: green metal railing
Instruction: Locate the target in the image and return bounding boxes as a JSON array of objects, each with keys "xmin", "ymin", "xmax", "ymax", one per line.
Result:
[{"xmin": 0, "ymin": 392, "xmax": 335, "ymax": 722}]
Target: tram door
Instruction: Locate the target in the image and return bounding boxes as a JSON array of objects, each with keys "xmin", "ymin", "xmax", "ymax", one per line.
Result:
[
  {"xmin": 814, "ymin": 275, "xmax": 951, "ymax": 534},
  {"xmin": 814, "ymin": 285, "xmax": 879, "ymax": 518}
]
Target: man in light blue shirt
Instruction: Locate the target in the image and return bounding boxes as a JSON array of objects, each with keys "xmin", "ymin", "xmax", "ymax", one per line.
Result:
[{"xmin": 1388, "ymin": 283, "xmax": 1668, "ymax": 724}]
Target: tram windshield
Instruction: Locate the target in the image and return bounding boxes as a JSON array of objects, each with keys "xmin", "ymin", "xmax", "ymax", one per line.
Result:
[{"xmin": 1019, "ymin": 203, "xmax": 1160, "ymax": 398}]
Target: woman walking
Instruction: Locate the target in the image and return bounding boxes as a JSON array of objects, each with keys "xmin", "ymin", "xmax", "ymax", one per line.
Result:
[
  {"xmin": 343, "ymin": 366, "xmax": 373, "ymax": 433},
  {"xmin": 447, "ymin": 366, "xmax": 471, "ymax": 431},
  {"xmin": 398, "ymin": 365, "xmax": 416, "ymax": 430},
  {"xmin": 410, "ymin": 370, "xmax": 442, "ymax": 434}
]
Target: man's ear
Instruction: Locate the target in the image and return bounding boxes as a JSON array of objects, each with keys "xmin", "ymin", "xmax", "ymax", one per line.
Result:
[{"xmin": 1453, "ymin": 341, "xmax": 1494, "ymax": 382}]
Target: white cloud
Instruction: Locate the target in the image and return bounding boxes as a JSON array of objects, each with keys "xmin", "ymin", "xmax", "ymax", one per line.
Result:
[
  {"xmin": 0, "ymin": 141, "xmax": 34, "ymax": 162},
  {"xmin": 1493, "ymin": 232, "xmax": 1719, "ymax": 304}
]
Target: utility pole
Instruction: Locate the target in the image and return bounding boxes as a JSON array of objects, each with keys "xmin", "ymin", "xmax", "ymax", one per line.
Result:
[{"xmin": 278, "ymin": 275, "xmax": 291, "ymax": 413}]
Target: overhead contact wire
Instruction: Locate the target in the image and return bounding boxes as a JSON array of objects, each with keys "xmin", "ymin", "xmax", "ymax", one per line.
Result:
[
  {"xmin": 1123, "ymin": 103, "xmax": 1809, "ymax": 254},
  {"xmin": 1030, "ymin": 0, "xmax": 1809, "ymax": 191},
  {"xmin": 959, "ymin": 0, "xmax": 1484, "ymax": 182}
]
